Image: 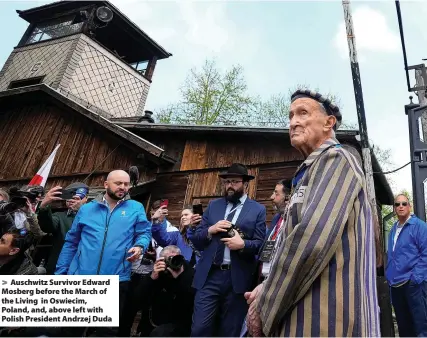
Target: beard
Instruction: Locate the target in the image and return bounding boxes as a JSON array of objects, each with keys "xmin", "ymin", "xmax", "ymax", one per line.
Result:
[
  {"xmin": 224, "ymin": 187, "xmax": 244, "ymax": 204},
  {"xmin": 106, "ymin": 187, "xmax": 125, "ymax": 201}
]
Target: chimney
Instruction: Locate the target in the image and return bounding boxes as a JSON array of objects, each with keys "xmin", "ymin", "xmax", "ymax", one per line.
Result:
[{"xmin": 138, "ymin": 110, "xmax": 155, "ymax": 124}]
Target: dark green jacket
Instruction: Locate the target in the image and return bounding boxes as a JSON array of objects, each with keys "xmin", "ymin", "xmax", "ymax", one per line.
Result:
[{"xmin": 37, "ymin": 206, "xmax": 76, "ymax": 274}]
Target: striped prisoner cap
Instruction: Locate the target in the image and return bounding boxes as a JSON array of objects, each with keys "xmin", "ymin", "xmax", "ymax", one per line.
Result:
[{"xmin": 290, "ymin": 89, "xmax": 342, "ymax": 129}]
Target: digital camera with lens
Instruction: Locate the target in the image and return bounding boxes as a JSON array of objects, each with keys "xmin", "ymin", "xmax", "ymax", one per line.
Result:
[
  {"xmin": 164, "ymin": 254, "xmax": 185, "ymax": 271},
  {"xmin": 9, "ymin": 186, "xmax": 42, "ymax": 204},
  {"xmin": 0, "ymin": 201, "xmax": 21, "ymax": 216},
  {"xmin": 226, "ymin": 224, "xmax": 245, "ymax": 239}
]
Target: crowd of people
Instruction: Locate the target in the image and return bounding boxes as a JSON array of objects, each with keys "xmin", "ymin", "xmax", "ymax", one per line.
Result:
[{"xmin": 0, "ymin": 89, "xmax": 426, "ymax": 337}]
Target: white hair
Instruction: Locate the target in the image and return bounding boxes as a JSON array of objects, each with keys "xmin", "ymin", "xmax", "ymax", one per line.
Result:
[
  {"xmin": 160, "ymin": 245, "xmax": 181, "ymax": 257},
  {"xmin": 317, "ymin": 102, "xmax": 338, "ymax": 134},
  {"xmin": 0, "ymin": 189, "xmax": 9, "ymax": 202}
]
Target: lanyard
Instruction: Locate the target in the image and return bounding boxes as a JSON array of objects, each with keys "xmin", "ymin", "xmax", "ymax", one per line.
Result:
[
  {"xmin": 270, "ymin": 216, "xmax": 284, "ymax": 241},
  {"xmin": 224, "ymin": 203, "xmax": 243, "ymax": 220}
]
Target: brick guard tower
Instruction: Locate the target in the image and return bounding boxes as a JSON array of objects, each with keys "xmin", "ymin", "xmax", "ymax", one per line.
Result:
[{"xmin": 0, "ymin": 1, "xmax": 172, "ymax": 119}]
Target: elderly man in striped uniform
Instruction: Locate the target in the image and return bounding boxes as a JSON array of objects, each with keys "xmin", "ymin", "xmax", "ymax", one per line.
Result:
[{"xmin": 245, "ymin": 89, "xmax": 380, "ymax": 337}]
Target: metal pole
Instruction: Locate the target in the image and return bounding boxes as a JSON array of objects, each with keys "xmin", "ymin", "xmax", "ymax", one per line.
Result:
[
  {"xmin": 342, "ymin": 0, "xmax": 380, "ymax": 225},
  {"xmin": 382, "ymin": 211, "xmax": 395, "ymax": 253},
  {"xmin": 395, "ymin": 0, "xmax": 412, "ymax": 92}
]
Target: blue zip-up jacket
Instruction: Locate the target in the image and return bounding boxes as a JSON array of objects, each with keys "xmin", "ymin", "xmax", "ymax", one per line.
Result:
[
  {"xmin": 152, "ymin": 219, "xmax": 201, "ymax": 263},
  {"xmin": 386, "ymin": 214, "xmax": 427, "ymax": 285},
  {"xmin": 55, "ymin": 193, "xmax": 151, "ymax": 282}
]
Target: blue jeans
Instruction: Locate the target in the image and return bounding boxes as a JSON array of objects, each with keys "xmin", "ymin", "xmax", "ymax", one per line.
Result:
[{"xmin": 391, "ymin": 280, "xmax": 427, "ymax": 337}]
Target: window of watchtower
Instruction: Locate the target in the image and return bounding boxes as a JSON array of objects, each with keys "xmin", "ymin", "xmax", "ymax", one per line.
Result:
[{"xmin": 25, "ymin": 15, "xmax": 84, "ymax": 45}]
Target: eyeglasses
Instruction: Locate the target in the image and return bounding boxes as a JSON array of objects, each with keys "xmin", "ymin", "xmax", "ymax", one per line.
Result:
[
  {"xmin": 223, "ymin": 180, "xmax": 243, "ymax": 185},
  {"xmin": 394, "ymin": 202, "xmax": 408, "ymax": 207}
]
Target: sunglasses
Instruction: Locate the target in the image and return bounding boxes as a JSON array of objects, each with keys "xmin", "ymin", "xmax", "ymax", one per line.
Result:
[{"xmin": 394, "ymin": 202, "xmax": 408, "ymax": 207}]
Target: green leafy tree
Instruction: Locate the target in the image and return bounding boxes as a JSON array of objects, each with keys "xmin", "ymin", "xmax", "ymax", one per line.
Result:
[
  {"xmin": 156, "ymin": 59, "xmax": 257, "ymax": 125},
  {"xmin": 155, "ymin": 60, "xmax": 342, "ymax": 128},
  {"xmin": 254, "ymin": 85, "xmax": 342, "ymax": 128}
]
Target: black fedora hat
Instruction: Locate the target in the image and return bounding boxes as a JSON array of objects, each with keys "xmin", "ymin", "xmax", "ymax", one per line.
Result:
[{"xmin": 218, "ymin": 163, "xmax": 255, "ymax": 181}]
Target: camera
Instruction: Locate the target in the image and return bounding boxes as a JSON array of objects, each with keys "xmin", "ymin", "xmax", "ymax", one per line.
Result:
[
  {"xmin": 164, "ymin": 254, "xmax": 185, "ymax": 271},
  {"xmin": 9, "ymin": 186, "xmax": 42, "ymax": 204},
  {"xmin": 0, "ymin": 201, "xmax": 20, "ymax": 216},
  {"xmin": 226, "ymin": 224, "xmax": 245, "ymax": 239}
]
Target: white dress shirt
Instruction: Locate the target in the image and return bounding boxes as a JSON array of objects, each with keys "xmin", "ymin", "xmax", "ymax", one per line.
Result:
[
  {"xmin": 132, "ymin": 220, "xmax": 178, "ymax": 274},
  {"xmin": 393, "ymin": 215, "xmax": 411, "ymax": 251},
  {"xmin": 222, "ymin": 194, "xmax": 247, "ymax": 265}
]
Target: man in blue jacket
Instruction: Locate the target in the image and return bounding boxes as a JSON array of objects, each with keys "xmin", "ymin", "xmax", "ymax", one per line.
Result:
[
  {"xmin": 55, "ymin": 170, "xmax": 151, "ymax": 336},
  {"xmin": 189, "ymin": 163, "xmax": 266, "ymax": 337},
  {"xmin": 386, "ymin": 194, "xmax": 427, "ymax": 337}
]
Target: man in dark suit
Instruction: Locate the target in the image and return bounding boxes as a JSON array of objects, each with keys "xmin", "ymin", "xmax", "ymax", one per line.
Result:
[
  {"xmin": 265, "ymin": 179, "xmax": 291, "ymax": 238},
  {"xmin": 260, "ymin": 179, "xmax": 291, "ymax": 282},
  {"xmin": 188, "ymin": 163, "xmax": 266, "ymax": 337}
]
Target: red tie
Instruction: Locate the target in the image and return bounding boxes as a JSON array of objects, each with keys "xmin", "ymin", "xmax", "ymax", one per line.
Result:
[{"xmin": 271, "ymin": 216, "xmax": 283, "ymax": 240}]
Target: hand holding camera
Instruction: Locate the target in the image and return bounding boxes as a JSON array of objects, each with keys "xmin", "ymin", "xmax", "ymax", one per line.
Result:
[
  {"xmin": 21, "ymin": 198, "xmax": 35, "ymax": 215},
  {"xmin": 190, "ymin": 214, "xmax": 202, "ymax": 226},
  {"xmin": 151, "ymin": 257, "xmax": 166, "ymax": 280},
  {"xmin": 221, "ymin": 224, "xmax": 245, "ymax": 250},
  {"xmin": 190, "ymin": 203, "xmax": 203, "ymax": 226},
  {"xmin": 151, "ymin": 254, "xmax": 185, "ymax": 280},
  {"xmin": 40, "ymin": 186, "xmax": 63, "ymax": 208},
  {"xmin": 208, "ymin": 220, "xmax": 232, "ymax": 235},
  {"xmin": 152, "ymin": 205, "xmax": 168, "ymax": 222},
  {"xmin": 0, "ymin": 187, "xmax": 40, "ymax": 216}
]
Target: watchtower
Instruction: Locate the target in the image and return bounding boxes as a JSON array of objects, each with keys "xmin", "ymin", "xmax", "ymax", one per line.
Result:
[{"xmin": 0, "ymin": 1, "xmax": 172, "ymax": 118}]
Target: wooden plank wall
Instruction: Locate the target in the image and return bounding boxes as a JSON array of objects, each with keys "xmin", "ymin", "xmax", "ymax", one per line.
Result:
[
  {"xmin": 180, "ymin": 139, "xmax": 303, "ymax": 171},
  {"xmin": 141, "ymin": 135, "xmax": 186, "ymax": 172},
  {"xmin": 152, "ymin": 164, "xmax": 299, "ymax": 229},
  {"xmin": 0, "ymin": 103, "xmax": 142, "ymax": 191},
  {"xmin": 256, "ymin": 164, "xmax": 298, "ymax": 225},
  {"xmin": 183, "ymin": 167, "xmax": 258, "ymax": 206},
  {"xmin": 149, "ymin": 172, "xmax": 189, "ymax": 226}
]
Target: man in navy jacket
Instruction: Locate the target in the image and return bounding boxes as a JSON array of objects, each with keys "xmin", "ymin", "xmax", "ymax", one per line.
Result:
[
  {"xmin": 386, "ymin": 194, "xmax": 427, "ymax": 337},
  {"xmin": 188, "ymin": 163, "xmax": 266, "ymax": 337},
  {"xmin": 259, "ymin": 179, "xmax": 291, "ymax": 282},
  {"xmin": 265, "ymin": 179, "xmax": 291, "ymax": 239}
]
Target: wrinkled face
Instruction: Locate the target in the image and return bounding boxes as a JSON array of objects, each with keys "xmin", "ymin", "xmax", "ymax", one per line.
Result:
[
  {"xmin": 0, "ymin": 234, "xmax": 18, "ymax": 257},
  {"xmin": 394, "ymin": 195, "xmax": 411, "ymax": 219},
  {"xmin": 289, "ymin": 98, "xmax": 335, "ymax": 153},
  {"xmin": 180, "ymin": 209, "xmax": 193, "ymax": 227},
  {"xmin": 104, "ymin": 173, "xmax": 130, "ymax": 200},
  {"xmin": 270, "ymin": 184, "xmax": 288, "ymax": 211}
]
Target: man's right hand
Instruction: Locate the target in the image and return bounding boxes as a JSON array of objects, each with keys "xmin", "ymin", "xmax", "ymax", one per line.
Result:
[
  {"xmin": 208, "ymin": 220, "xmax": 232, "ymax": 235},
  {"xmin": 151, "ymin": 257, "xmax": 166, "ymax": 280},
  {"xmin": 40, "ymin": 186, "xmax": 63, "ymax": 208}
]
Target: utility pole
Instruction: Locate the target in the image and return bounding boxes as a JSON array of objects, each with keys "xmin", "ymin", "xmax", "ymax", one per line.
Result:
[
  {"xmin": 395, "ymin": 0, "xmax": 427, "ymax": 221},
  {"xmin": 341, "ymin": 0, "xmax": 382, "ymax": 253},
  {"xmin": 342, "ymin": 2, "xmax": 395, "ymax": 336},
  {"xmin": 415, "ymin": 68, "xmax": 427, "ymax": 105},
  {"xmin": 415, "ymin": 70, "xmax": 427, "ymax": 142}
]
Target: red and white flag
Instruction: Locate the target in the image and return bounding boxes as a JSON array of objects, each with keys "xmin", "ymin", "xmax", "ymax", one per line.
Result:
[{"xmin": 28, "ymin": 144, "xmax": 61, "ymax": 187}]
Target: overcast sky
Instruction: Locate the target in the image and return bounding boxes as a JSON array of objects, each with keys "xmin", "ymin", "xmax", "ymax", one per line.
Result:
[{"xmin": 1, "ymin": 0, "xmax": 426, "ymax": 197}]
